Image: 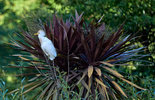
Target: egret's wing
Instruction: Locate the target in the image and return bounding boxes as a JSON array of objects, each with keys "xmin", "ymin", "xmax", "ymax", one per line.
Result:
[
  {"xmin": 41, "ymin": 38, "xmax": 57, "ymax": 60},
  {"xmin": 42, "ymin": 46, "xmax": 50, "ymax": 57},
  {"xmin": 48, "ymin": 41, "xmax": 57, "ymax": 57},
  {"xmin": 42, "ymin": 45, "xmax": 56, "ymax": 60}
]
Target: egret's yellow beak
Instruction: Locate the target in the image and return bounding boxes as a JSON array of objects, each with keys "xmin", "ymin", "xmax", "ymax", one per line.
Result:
[{"xmin": 34, "ymin": 32, "xmax": 39, "ymax": 35}]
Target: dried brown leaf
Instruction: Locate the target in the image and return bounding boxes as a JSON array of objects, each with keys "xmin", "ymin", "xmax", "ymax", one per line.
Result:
[
  {"xmin": 95, "ymin": 78, "xmax": 107, "ymax": 88},
  {"xmin": 121, "ymin": 78, "xmax": 146, "ymax": 90},
  {"xmin": 100, "ymin": 61, "xmax": 114, "ymax": 67},
  {"xmin": 76, "ymin": 70, "xmax": 87, "ymax": 85},
  {"xmin": 88, "ymin": 66, "xmax": 94, "ymax": 78},
  {"xmin": 102, "ymin": 66, "xmax": 123, "ymax": 78},
  {"xmin": 95, "ymin": 67, "xmax": 102, "ymax": 76}
]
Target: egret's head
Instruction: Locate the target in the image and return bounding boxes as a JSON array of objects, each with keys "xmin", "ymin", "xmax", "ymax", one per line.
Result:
[{"xmin": 34, "ymin": 30, "xmax": 46, "ymax": 37}]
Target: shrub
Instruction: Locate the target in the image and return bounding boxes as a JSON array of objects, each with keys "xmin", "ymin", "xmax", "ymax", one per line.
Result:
[{"xmin": 9, "ymin": 11, "xmax": 146, "ymax": 99}]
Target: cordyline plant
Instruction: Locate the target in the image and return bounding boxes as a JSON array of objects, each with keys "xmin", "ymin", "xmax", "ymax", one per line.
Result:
[{"xmin": 9, "ymin": 11, "xmax": 146, "ymax": 99}]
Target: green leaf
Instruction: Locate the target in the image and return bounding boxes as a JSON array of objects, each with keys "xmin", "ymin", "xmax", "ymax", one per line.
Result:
[{"xmin": 39, "ymin": 81, "xmax": 53, "ymax": 99}]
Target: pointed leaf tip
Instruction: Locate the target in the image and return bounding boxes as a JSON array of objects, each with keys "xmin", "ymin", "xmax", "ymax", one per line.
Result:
[
  {"xmin": 88, "ymin": 66, "xmax": 94, "ymax": 78},
  {"xmin": 95, "ymin": 67, "xmax": 102, "ymax": 76}
]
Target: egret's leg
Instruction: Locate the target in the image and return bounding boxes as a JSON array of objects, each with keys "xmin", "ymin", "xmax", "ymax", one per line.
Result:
[{"xmin": 42, "ymin": 48, "xmax": 56, "ymax": 79}]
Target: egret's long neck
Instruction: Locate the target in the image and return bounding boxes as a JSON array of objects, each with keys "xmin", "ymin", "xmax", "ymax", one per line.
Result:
[{"xmin": 38, "ymin": 35, "xmax": 45, "ymax": 44}]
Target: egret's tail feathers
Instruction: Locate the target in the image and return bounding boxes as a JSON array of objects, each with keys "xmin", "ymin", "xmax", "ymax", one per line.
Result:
[
  {"xmin": 53, "ymin": 51, "xmax": 57, "ymax": 57},
  {"xmin": 49, "ymin": 56, "xmax": 56, "ymax": 61}
]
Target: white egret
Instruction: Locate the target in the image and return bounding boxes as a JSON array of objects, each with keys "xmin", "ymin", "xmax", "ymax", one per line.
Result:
[{"xmin": 34, "ymin": 30, "xmax": 57, "ymax": 60}]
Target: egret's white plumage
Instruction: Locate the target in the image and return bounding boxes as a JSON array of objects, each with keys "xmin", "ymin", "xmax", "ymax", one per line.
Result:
[{"xmin": 37, "ymin": 30, "xmax": 57, "ymax": 60}]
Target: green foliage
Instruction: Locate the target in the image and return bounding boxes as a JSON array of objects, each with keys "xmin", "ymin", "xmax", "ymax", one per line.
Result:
[
  {"xmin": 0, "ymin": 80, "xmax": 8, "ymax": 100},
  {"xmin": 0, "ymin": 0, "xmax": 154, "ymax": 99},
  {"xmin": 1, "ymin": 76, "xmax": 154, "ymax": 99},
  {"xmin": 0, "ymin": 78, "xmax": 26, "ymax": 100}
]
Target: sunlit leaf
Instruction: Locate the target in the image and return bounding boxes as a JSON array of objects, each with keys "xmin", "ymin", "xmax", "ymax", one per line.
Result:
[
  {"xmin": 95, "ymin": 78, "xmax": 107, "ymax": 88},
  {"xmin": 88, "ymin": 66, "xmax": 94, "ymax": 78},
  {"xmin": 95, "ymin": 67, "xmax": 102, "ymax": 76}
]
